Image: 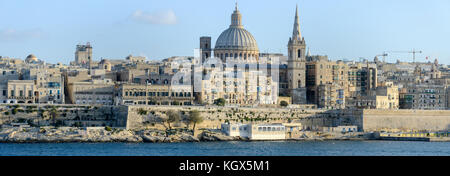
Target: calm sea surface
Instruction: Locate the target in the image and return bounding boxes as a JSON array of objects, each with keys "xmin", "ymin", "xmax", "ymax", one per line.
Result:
[{"xmin": 1, "ymin": 141, "xmax": 449, "ymax": 156}]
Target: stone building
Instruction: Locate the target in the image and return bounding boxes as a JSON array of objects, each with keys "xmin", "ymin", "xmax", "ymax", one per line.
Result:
[
  {"xmin": 117, "ymin": 68, "xmax": 146, "ymax": 83},
  {"xmin": 287, "ymin": 5, "xmax": 307, "ymax": 104},
  {"xmin": 74, "ymin": 42, "xmax": 92, "ymax": 67},
  {"xmin": 23, "ymin": 68, "xmax": 65, "ymax": 104},
  {"xmin": 347, "ymin": 63, "xmax": 377, "ymax": 95},
  {"xmin": 373, "ymin": 82, "xmax": 399, "ymax": 109},
  {"xmin": 126, "ymin": 55, "xmax": 146, "ymax": 64},
  {"xmin": 98, "ymin": 59, "xmax": 112, "ymax": 72},
  {"xmin": 305, "ymin": 57, "xmax": 348, "ymax": 105},
  {"xmin": 6, "ymin": 80, "xmax": 36, "ymax": 104},
  {"xmin": 115, "ymin": 83, "xmax": 194, "ymax": 106},
  {"xmin": 400, "ymin": 83, "xmax": 447, "ymax": 110},
  {"xmin": 200, "ymin": 36, "xmax": 212, "ymax": 63},
  {"xmin": 317, "ymin": 82, "xmax": 345, "ymax": 109},
  {"xmin": 198, "ymin": 66, "xmax": 276, "ymax": 105},
  {"xmin": 428, "ymin": 63, "xmax": 442, "ymax": 79},
  {"xmin": 0, "ymin": 69, "xmax": 20, "ymax": 103},
  {"xmin": 67, "ymin": 79, "xmax": 115, "ymax": 105}
]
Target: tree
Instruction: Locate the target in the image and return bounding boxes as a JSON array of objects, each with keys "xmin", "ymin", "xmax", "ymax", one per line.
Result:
[
  {"xmin": 50, "ymin": 107, "xmax": 58, "ymax": 127},
  {"xmin": 12, "ymin": 108, "xmax": 18, "ymax": 115},
  {"xmin": 280, "ymin": 101, "xmax": 289, "ymax": 107},
  {"xmin": 214, "ymin": 98, "xmax": 226, "ymax": 106},
  {"xmin": 188, "ymin": 110, "xmax": 203, "ymax": 134},
  {"xmin": 137, "ymin": 108, "xmax": 147, "ymax": 115},
  {"xmin": 166, "ymin": 110, "xmax": 180, "ymax": 130},
  {"xmin": 172, "ymin": 101, "xmax": 181, "ymax": 106}
]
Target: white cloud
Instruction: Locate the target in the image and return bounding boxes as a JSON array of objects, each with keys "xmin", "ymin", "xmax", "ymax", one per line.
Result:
[
  {"xmin": 131, "ymin": 9, "xmax": 177, "ymax": 25},
  {"xmin": 0, "ymin": 28, "xmax": 43, "ymax": 42}
]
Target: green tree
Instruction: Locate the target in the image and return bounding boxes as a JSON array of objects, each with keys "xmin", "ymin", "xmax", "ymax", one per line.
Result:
[
  {"xmin": 214, "ymin": 98, "xmax": 226, "ymax": 106},
  {"xmin": 188, "ymin": 110, "xmax": 203, "ymax": 134},
  {"xmin": 12, "ymin": 108, "xmax": 18, "ymax": 115},
  {"xmin": 137, "ymin": 108, "xmax": 148, "ymax": 115},
  {"xmin": 166, "ymin": 110, "xmax": 180, "ymax": 130},
  {"xmin": 280, "ymin": 101, "xmax": 289, "ymax": 107},
  {"xmin": 50, "ymin": 107, "xmax": 58, "ymax": 127}
]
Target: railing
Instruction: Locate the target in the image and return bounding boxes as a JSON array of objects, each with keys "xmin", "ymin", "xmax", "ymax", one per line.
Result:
[{"xmin": 8, "ymin": 96, "xmax": 34, "ymax": 99}]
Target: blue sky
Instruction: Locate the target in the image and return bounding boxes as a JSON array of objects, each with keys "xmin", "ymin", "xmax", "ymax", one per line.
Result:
[{"xmin": 0, "ymin": 0, "xmax": 449, "ymax": 64}]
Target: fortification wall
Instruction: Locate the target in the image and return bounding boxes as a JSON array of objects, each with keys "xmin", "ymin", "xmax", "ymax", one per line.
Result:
[
  {"xmin": 0, "ymin": 104, "xmax": 128, "ymax": 128},
  {"xmin": 125, "ymin": 106, "xmax": 335, "ymax": 130},
  {"xmin": 361, "ymin": 109, "xmax": 450, "ymax": 132}
]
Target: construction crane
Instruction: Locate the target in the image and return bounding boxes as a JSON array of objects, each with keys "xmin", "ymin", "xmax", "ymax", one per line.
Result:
[
  {"xmin": 375, "ymin": 52, "xmax": 388, "ymax": 62},
  {"xmin": 386, "ymin": 49, "xmax": 422, "ymax": 63}
]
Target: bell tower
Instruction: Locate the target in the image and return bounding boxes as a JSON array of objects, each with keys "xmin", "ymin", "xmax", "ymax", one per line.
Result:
[
  {"xmin": 287, "ymin": 5, "xmax": 307, "ymax": 104},
  {"xmin": 200, "ymin": 36, "xmax": 211, "ymax": 63}
]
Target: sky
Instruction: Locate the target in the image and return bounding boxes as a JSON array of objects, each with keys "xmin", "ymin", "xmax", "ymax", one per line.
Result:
[{"xmin": 0, "ymin": 0, "xmax": 449, "ymax": 65}]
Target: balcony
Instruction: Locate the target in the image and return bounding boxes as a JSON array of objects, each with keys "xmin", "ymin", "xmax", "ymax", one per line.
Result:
[{"xmin": 8, "ymin": 96, "xmax": 34, "ymax": 100}]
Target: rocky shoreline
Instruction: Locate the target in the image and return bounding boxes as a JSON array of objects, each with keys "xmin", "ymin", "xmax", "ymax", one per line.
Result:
[
  {"xmin": 0, "ymin": 127, "xmax": 372, "ymax": 143},
  {"xmin": 0, "ymin": 127, "xmax": 247, "ymax": 143}
]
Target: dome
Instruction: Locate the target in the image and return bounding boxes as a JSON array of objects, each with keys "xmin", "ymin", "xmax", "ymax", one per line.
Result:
[
  {"xmin": 215, "ymin": 27, "xmax": 258, "ymax": 51},
  {"xmin": 25, "ymin": 54, "xmax": 38, "ymax": 63},
  {"xmin": 214, "ymin": 4, "xmax": 258, "ymax": 51}
]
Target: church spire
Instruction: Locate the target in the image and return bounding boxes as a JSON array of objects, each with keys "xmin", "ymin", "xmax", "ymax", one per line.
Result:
[{"xmin": 292, "ymin": 4, "xmax": 302, "ymax": 41}]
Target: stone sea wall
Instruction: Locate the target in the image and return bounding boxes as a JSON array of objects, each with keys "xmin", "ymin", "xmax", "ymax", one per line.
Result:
[
  {"xmin": 361, "ymin": 109, "xmax": 450, "ymax": 132},
  {"xmin": 0, "ymin": 104, "xmax": 128, "ymax": 128},
  {"xmin": 123, "ymin": 105, "xmax": 359, "ymax": 130}
]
